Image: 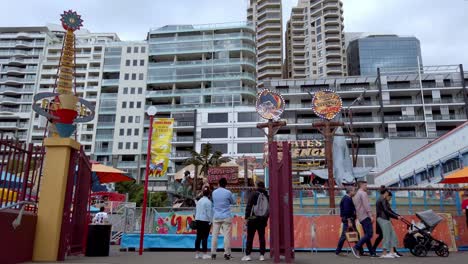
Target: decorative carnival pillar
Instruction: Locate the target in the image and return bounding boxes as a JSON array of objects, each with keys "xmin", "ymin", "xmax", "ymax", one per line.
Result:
[{"xmin": 32, "ymin": 10, "xmax": 94, "ymax": 261}]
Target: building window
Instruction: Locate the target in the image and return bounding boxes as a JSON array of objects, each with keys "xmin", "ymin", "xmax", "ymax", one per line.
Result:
[
  {"xmin": 141, "ymin": 46, "xmax": 146, "ymax": 53},
  {"xmin": 124, "ymin": 73, "xmax": 129, "ymax": 80},
  {"xmin": 201, "ymin": 128, "xmax": 228, "ymax": 138},
  {"xmin": 131, "ymin": 87, "xmax": 135, "ymax": 94},
  {"xmin": 133, "ymin": 142, "xmax": 138, "ymax": 149},
  {"xmin": 118, "ymin": 142, "xmax": 123, "ymax": 149},
  {"xmin": 139, "ymin": 73, "xmax": 144, "ymax": 80},
  {"xmin": 126, "ymin": 142, "xmax": 131, "ymax": 149},
  {"xmin": 127, "ymin": 47, "xmax": 131, "ymax": 53},
  {"xmin": 140, "ymin": 60, "xmax": 144, "ymax": 66},
  {"xmin": 208, "ymin": 113, "xmax": 228, "ymax": 123},
  {"xmin": 126, "ymin": 60, "xmax": 130, "ymax": 66},
  {"xmin": 238, "ymin": 127, "xmax": 264, "ymax": 138},
  {"xmin": 133, "ymin": 60, "xmax": 137, "ymax": 66},
  {"xmin": 129, "ymin": 102, "xmax": 134, "ymax": 108},
  {"xmin": 443, "ymin": 159, "xmax": 460, "ymax": 174},
  {"xmin": 134, "ymin": 129, "xmax": 139, "ymax": 136},
  {"xmin": 128, "ymin": 116, "xmax": 133, "ymax": 123},
  {"xmin": 120, "ymin": 116, "xmax": 125, "ymax": 123},
  {"xmin": 127, "ymin": 129, "xmax": 132, "ymax": 136},
  {"xmin": 131, "ymin": 73, "xmax": 136, "ymax": 80},
  {"xmin": 134, "ymin": 47, "xmax": 139, "ymax": 53},
  {"xmin": 123, "ymin": 87, "xmax": 128, "ymax": 94},
  {"xmin": 202, "ymin": 143, "xmax": 227, "ymax": 154},
  {"xmin": 138, "ymin": 87, "xmax": 143, "ymax": 94},
  {"xmin": 135, "ymin": 116, "xmax": 141, "ymax": 123},
  {"xmin": 238, "ymin": 112, "xmax": 258, "ymax": 122},
  {"xmin": 119, "ymin": 129, "xmax": 124, "ymax": 136},
  {"xmin": 122, "ymin": 102, "xmax": 127, "ymax": 108},
  {"xmin": 238, "ymin": 143, "xmax": 264, "ymax": 154},
  {"xmin": 137, "ymin": 102, "xmax": 142, "ymax": 108}
]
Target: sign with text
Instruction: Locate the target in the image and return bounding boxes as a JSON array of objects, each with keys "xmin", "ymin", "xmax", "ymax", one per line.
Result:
[
  {"xmin": 312, "ymin": 90, "xmax": 343, "ymax": 120},
  {"xmin": 150, "ymin": 118, "xmax": 174, "ymax": 178},
  {"xmin": 263, "ymin": 140, "xmax": 325, "ymax": 166},
  {"xmin": 208, "ymin": 166, "xmax": 239, "ymax": 184}
]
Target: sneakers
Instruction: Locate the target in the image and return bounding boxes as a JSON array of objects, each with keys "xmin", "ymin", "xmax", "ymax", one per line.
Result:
[
  {"xmin": 202, "ymin": 254, "xmax": 211, "ymax": 260},
  {"xmin": 211, "ymin": 254, "xmax": 216, "ymax": 260},
  {"xmin": 241, "ymin": 255, "xmax": 252, "ymax": 261},
  {"xmin": 195, "ymin": 253, "xmax": 201, "ymax": 259},
  {"xmin": 390, "ymin": 253, "xmax": 401, "ymax": 258},
  {"xmin": 224, "ymin": 254, "xmax": 232, "ymax": 260},
  {"xmin": 259, "ymin": 255, "xmax": 265, "ymax": 261},
  {"xmin": 380, "ymin": 254, "xmax": 395, "ymax": 259},
  {"xmin": 351, "ymin": 246, "xmax": 361, "ymax": 259}
]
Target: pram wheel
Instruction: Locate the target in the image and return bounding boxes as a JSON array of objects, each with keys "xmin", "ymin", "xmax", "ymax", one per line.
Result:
[
  {"xmin": 435, "ymin": 243, "xmax": 449, "ymax": 257},
  {"xmin": 412, "ymin": 245, "xmax": 427, "ymax": 257}
]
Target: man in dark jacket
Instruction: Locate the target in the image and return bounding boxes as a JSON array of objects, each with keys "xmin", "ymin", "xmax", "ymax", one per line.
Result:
[
  {"xmin": 335, "ymin": 186, "xmax": 357, "ymax": 256},
  {"xmin": 242, "ymin": 181, "xmax": 269, "ymax": 262}
]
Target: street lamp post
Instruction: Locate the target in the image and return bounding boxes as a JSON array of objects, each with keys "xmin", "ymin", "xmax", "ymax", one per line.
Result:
[{"xmin": 139, "ymin": 106, "xmax": 157, "ymax": 255}]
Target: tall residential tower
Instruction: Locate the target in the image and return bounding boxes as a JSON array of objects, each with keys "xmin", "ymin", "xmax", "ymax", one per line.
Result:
[
  {"xmin": 285, "ymin": 0, "xmax": 346, "ymax": 79},
  {"xmin": 247, "ymin": 0, "xmax": 283, "ymax": 86}
]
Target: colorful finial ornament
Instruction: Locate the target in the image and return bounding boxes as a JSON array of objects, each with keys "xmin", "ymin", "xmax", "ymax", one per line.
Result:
[{"xmin": 33, "ymin": 10, "xmax": 94, "ymax": 138}]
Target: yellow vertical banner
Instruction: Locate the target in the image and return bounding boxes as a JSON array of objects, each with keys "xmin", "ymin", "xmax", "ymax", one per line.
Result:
[{"xmin": 149, "ymin": 118, "xmax": 174, "ymax": 177}]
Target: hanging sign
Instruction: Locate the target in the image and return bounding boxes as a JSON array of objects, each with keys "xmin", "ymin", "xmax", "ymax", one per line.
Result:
[
  {"xmin": 255, "ymin": 89, "xmax": 285, "ymax": 121},
  {"xmin": 150, "ymin": 118, "xmax": 174, "ymax": 177},
  {"xmin": 312, "ymin": 90, "xmax": 342, "ymax": 120},
  {"xmin": 208, "ymin": 167, "xmax": 239, "ymax": 184}
]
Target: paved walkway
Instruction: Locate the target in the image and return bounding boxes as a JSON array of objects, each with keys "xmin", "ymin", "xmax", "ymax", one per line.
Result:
[{"xmin": 25, "ymin": 248, "xmax": 468, "ymax": 264}]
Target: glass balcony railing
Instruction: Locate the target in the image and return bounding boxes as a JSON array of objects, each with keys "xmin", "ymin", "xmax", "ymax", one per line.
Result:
[
  {"xmin": 147, "ymin": 72, "xmax": 256, "ymax": 84},
  {"xmin": 148, "ymin": 58, "xmax": 255, "ymax": 68},
  {"xmin": 149, "ymin": 44, "xmax": 255, "ymax": 55},
  {"xmin": 101, "ymin": 79, "xmax": 119, "ymax": 86},
  {"xmin": 145, "ymin": 101, "xmax": 243, "ymax": 112},
  {"xmin": 146, "ymin": 86, "xmax": 256, "ymax": 98},
  {"xmin": 149, "ymin": 32, "xmax": 254, "ymax": 44}
]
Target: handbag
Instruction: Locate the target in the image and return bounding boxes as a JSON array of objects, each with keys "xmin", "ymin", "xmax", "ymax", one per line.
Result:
[
  {"xmin": 189, "ymin": 220, "xmax": 198, "ymax": 230},
  {"xmin": 345, "ymin": 226, "xmax": 359, "ymax": 243}
]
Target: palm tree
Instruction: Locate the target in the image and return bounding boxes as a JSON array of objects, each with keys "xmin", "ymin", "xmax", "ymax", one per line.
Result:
[{"xmin": 184, "ymin": 143, "xmax": 231, "ymax": 194}]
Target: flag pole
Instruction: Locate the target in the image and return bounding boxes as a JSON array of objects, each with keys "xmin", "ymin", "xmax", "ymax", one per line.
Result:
[{"xmin": 139, "ymin": 106, "xmax": 157, "ymax": 255}]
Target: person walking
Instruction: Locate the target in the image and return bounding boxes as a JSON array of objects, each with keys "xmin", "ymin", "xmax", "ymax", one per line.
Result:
[
  {"xmin": 335, "ymin": 186, "xmax": 357, "ymax": 256},
  {"xmin": 373, "ymin": 189, "xmax": 402, "ymax": 256},
  {"xmin": 462, "ymin": 192, "xmax": 468, "ymax": 227},
  {"xmin": 352, "ymin": 180, "xmax": 376, "ymax": 258},
  {"xmin": 211, "ymin": 178, "xmax": 235, "ymax": 260},
  {"xmin": 242, "ymin": 181, "xmax": 269, "ymax": 262},
  {"xmin": 194, "ymin": 187, "xmax": 213, "ymax": 260},
  {"xmin": 376, "ymin": 187, "xmax": 401, "ymax": 259}
]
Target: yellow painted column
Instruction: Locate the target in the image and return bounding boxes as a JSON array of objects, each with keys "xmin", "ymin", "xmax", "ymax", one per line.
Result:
[{"xmin": 33, "ymin": 137, "xmax": 80, "ymax": 262}]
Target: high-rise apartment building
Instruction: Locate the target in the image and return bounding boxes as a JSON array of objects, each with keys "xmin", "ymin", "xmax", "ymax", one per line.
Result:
[
  {"xmin": 144, "ymin": 23, "xmax": 257, "ymax": 188},
  {"xmin": 347, "ymin": 34, "xmax": 423, "ymax": 76},
  {"xmin": 285, "ymin": 0, "xmax": 346, "ymax": 79},
  {"xmin": 32, "ymin": 25, "xmax": 120, "ymax": 157},
  {"xmin": 247, "ymin": 0, "xmax": 283, "ymax": 86},
  {"xmin": 0, "ymin": 27, "xmax": 54, "ymax": 141}
]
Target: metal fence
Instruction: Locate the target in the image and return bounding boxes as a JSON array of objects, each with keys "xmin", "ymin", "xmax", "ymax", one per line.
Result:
[{"xmin": 0, "ymin": 135, "xmax": 45, "ymax": 212}]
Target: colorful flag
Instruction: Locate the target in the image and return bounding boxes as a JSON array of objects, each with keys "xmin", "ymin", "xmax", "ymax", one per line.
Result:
[{"xmin": 150, "ymin": 118, "xmax": 174, "ymax": 177}]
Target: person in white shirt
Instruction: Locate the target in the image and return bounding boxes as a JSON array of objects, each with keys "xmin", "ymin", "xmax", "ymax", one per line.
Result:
[{"xmin": 93, "ymin": 207, "xmax": 109, "ymax": 224}]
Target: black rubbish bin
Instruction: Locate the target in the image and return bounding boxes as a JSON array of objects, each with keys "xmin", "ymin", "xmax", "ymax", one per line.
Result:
[{"xmin": 85, "ymin": 224, "xmax": 112, "ymax": 257}]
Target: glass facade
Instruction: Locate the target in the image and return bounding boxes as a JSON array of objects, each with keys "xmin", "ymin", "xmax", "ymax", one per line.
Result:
[{"xmin": 347, "ymin": 35, "xmax": 423, "ymax": 76}]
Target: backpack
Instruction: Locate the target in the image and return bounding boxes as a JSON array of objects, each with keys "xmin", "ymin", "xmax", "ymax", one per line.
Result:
[{"xmin": 252, "ymin": 192, "xmax": 269, "ymax": 217}]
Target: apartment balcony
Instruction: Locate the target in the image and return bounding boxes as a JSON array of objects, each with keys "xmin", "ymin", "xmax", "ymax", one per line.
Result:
[
  {"xmin": 390, "ymin": 131, "xmax": 426, "ymax": 138},
  {"xmin": 325, "ymin": 34, "xmax": 341, "ymax": 42},
  {"xmin": 324, "ymin": 18, "xmax": 340, "ymax": 25},
  {"xmin": 326, "ymin": 58, "xmax": 342, "ymax": 66},
  {"xmin": 425, "ymin": 98, "xmax": 465, "ymax": 104},
  {"xmin": 149, "ymin": 43, "xmax": 255, "ymax": 56},
  {"xmin": 323, "ymin": 10, "xmax": 341, "ymax": 17},
  {"xmin": 0, "ymin": 40, "xmax": 44, "ymax": 47},
  {"xmin": 117, "ymin": 161, "xmax": 139, "ymax": 169},
  {"xmin": 326, "ymin": 66, "xmax": 343, "ymax": 74},
  {"xmin": 258, "ymin": 61, "xmax": 282, "ymax": 71},
  {"xmin": 257, "ymin": 31, "xmax": 281, "ymax": 40},
  {"xmin": 147, "ymin": 72, "xmax": 256, "ymax": 85},
  {"xmin": 432, "ymin": 114, "xmax": 466, "ymax": 121},
  {"xmin": 358, "ymin": 132, "xmax": 384, "ymax": 139},
  {"xmin": 98, "ymin": 106, "xmax": 117, "ymax": 114},
  {"xmin": 0, "ymin": 76, "xmax": 35, "ymax": 84},
  {"xmin": 145, "ymin": 101, "xmax": 243, "ymax": 113},
  {"xmin": 94, "ymin": 148, "xmax": 113, "ymax": 155},
  {"xmin": 297, "ymin": 134, "xmax": 322, "ymax": 140},
  {"xmin": 96, "ymin": 122, "xmax": 116, "ymax": 128},
  {"xmin": 146, "ymin": 86, "xmax": 256, "ymax": 98},
  {"xmin": 257, "ymin": 23, "xmax": 281, "ymax": 33},
  {"xmin": 0, "ymin": 122, "xmax": 23, "ymax": 129},
  {"xmin": 0, "ymin": 50, "xmax": 41, "ymax": 56},
  {"xmin": 103, "ymin": 65, "xmax": 120, "ymax": 72},
  {"xmin": 343, "ymin": 116, "xmax": 382, "ymax": 123},
  {"xmin": 148, "ymin": 58, "xmax": 256, "ymax": 69},
  {"xmin": 0, "ymin": 66, "xmax": 37, "ymax": 74},
  {"xmin": 385, "ymin": 99, "xmax": 421, "ymax": 106},
  {"xmin": 101, "ymin": 79, "xmax": 119, "ymax": 86},
  {"xmin": 170, "ymin": 151, "xmax": 192, "ymax": 159},
  {"xmin": 0, "ymin": 106, "xmax": 20, "ymax": 113},
  {"xmin": 384, "ymin": 115, "xmax": 425, "ymax": 122},
  {"xmin": 173, "ymin": 136, "xmax": 194, "ymax": 143},
  {"xmin": 325, "ymin": 51, "xmax": 342, "ymax": 58},
  {"xmin": 257, "ymin": 0, "xmax": 281, "ymax": 10}
]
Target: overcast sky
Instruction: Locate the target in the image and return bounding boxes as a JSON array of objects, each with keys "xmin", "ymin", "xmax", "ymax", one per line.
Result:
[{"xmin": 1, "ymin": 0, "xmax": 467, "ymax": 67}]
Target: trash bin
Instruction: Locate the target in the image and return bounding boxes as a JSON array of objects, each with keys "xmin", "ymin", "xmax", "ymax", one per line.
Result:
[{"xmin": 85, "ymin": 224, "xmax": 112, "ymax": 256}]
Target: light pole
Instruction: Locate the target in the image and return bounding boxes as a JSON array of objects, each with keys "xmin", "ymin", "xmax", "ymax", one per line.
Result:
[{"xmin": 139, "ymin": 106, "xmax": 157, "ymax": 255}]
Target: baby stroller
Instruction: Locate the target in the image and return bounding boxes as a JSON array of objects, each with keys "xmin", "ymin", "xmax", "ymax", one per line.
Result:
[{"xmin": 401, "ymin": 210, "xmax": 449, "ymax": 257}]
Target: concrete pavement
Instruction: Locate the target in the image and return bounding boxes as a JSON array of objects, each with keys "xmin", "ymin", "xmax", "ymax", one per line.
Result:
[{"xmin": 25, "ymin": 247, "xmax": 468, "ymax": 264}]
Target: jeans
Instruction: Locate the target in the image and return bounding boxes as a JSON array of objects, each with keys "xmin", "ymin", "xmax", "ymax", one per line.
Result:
[
  {"xmin": 377, "ymin": 218, "xmax": 398, "ymax": 251},
  {"xmin": 336, "ymin": 218, "xmax": 357, "ymax": 254},
  {"xmin": 355, "ymin": 217, "xmax": 374, "ymax": 255},
  {"xmin": 195, "ymin": 220, "xmax": 211, "ymax": 253},
  {"xmin": 245, "ymin": 217, "xmax": 268, "ymax": 256},
  {"xmin": 211, "ymin": 218, "xmax": 232, "ymax": 255}
]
